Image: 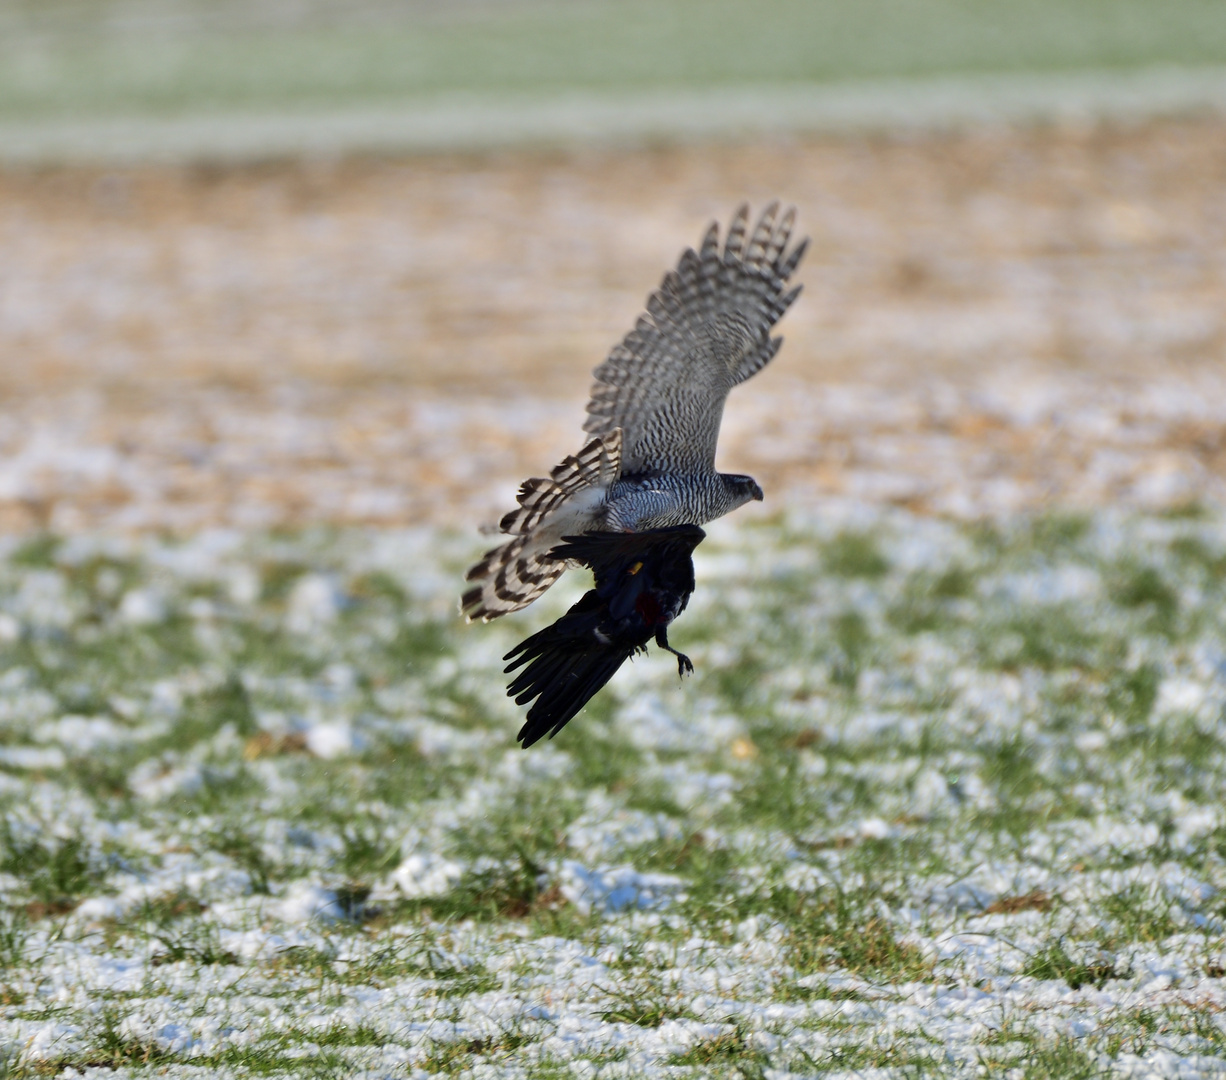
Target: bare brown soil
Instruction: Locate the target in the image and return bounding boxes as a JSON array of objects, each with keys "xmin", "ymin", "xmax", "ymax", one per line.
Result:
[{"xmin": 2, "ymin": 117, "xmax": 1225, "ymax": 534}]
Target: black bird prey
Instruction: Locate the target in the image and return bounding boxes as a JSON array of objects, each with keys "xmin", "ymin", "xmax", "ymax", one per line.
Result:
[{"xmin": 504, "ymin": 525, "xmax": 705, "ymax": 748}]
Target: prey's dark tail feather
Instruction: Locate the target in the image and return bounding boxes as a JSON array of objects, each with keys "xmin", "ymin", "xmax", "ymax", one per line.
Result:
[{"xmin": 505, "ymin": 643, "xmax": 631, "ymax": 748}]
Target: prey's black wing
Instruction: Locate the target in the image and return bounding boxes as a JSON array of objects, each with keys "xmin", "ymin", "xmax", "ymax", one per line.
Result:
[{"xmin": 504, "ymin": 524, "xmax": 705, "ymax": 747}]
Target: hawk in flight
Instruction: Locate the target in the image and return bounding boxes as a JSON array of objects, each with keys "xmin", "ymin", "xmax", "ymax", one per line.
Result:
[
  {"xmin": 505, "ymin": 526, "xmax": 706, "ymax": 747},
  {"xmin": 462, "ymin": 202, "xmax": 807, "ymax": 622}
]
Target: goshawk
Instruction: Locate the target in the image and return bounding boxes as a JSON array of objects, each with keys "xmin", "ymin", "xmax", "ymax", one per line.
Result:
[{"xmin": 463, "ymin": 202, "xmax": 806, "ymax": 622}]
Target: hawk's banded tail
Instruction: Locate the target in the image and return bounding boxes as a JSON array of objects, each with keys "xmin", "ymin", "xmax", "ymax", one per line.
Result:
[{"xmin": 461, "ymin": 431, "xmax": 622, "ymax": 621}]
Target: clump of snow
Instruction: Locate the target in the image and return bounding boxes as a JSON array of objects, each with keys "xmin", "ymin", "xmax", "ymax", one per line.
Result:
[
  {"xmin": 557, "ymin": 860, "xmax": 685, "ymax": 916},
  {"xmin": 128, "ymin": 759, "xmax": 206, "ymax": 801},
  {"xmin": 391, "ymin": 854, "xmax": 465, "ymax": 899},
  {"xmin": 650, "ymin": 762, "xmax": 738, "ymax": 811},
  {"xmin": 35, "ymin": 714, "xmax": 133, "ymax": 753},
  {"xmin": 1153, "ymin": 677, "xmax": 1218, "ymax": 722},
  {"xmin": 276, "ymin": 882, "xmax": 345, "ymax": 924},
  {"xmin": 118, "ymin": 587, "xmax": 168, "ymax": 625},
  {"xmin": 286, "ymin": 573, "xmax": 345, "ymax": 631},
  {"xmin": 11, "ymin": 569, "xmax": 76, "ymax": 628},
  {"xmin": 0, "ymin": 745, "xmax": 65, "ymax": 770},
  {"xmin": 226, "ymin": 564, "xmax": 261, "ymax": 605},
  {"xmin": 303, "ymin": 719, "xmax": 366, "ymax": 759},
  {"xmin": 566, "ymin": 804, "xmax": 683, "ymax": 862}
]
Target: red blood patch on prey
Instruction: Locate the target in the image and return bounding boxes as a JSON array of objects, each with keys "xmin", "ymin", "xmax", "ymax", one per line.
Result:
[{"xmin": 635, "ymin": 593, "xmax": 664, "ymax": 625}]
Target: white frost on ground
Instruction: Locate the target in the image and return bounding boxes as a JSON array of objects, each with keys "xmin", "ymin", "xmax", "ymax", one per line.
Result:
[{"xmin": 0, "ymin": 511, "xmax": 1224, "ymax": 1076}]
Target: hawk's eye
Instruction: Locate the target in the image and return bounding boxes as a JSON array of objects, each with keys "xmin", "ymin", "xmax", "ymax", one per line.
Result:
[{"xmin": 626, "ymin": 561, "xmax": 644, "ymax": 576}]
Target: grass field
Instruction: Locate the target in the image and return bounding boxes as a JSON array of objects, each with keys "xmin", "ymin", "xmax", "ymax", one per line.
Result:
[
  {"xmin": 3, "ymin": 9, "xmax": 1226, "ymax": 1071},
  {"xmin": 0, "ymin": 508, "xmax": 1224, "ymax": 1076},
  {"xmin": 3, "ymin": 0, "xmax": 1226, "ymax": 122}
]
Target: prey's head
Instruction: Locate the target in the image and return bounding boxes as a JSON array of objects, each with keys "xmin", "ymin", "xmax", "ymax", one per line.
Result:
[{"xmin": 724, "ymin": 473, "xmax": 764, "ymax": 508}]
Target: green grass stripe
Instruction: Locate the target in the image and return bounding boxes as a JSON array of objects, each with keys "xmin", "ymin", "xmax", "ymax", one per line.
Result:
[
  {"xmin": 6, "ymin": 0, "xmax": 1226, "ymax": 120},
  {"xmin": 3, "ymin": 66, "xmax": 1226, "ymax": 165}
]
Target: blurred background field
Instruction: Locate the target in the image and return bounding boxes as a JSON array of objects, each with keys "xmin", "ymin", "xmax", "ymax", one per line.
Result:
[
  {"xmin": 3, "ymin": 0, "xmax": 1226, "ymax": 161},
  {"xmin": 2, "ymin": 121, "xmax": 1226, "ymax": 535},
  {"xmin": 2, "ymin": 0, "xmax": 1226, "ymax": 538},
  {"xmin": 4, "ymin": 0, "xmax": 1226, "ymax": 122},
  {"xmin": 4, "ymin": 5, "xmax": 1226, "ymax": 1077}
]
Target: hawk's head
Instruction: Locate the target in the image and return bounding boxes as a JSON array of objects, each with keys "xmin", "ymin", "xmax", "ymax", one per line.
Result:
[{"xmin": 723, "ymin": 474, "xmax": 764, "ymax": 507}]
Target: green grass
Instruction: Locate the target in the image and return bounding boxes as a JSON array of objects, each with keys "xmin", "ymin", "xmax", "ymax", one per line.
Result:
[
  {"xmin": 1020, "ymin": 940, "xmax": 1130, "ymax": 990},
  {"xmin": 0, "ymin": 512, "xmax": 1224, "ymax": 1075},
  {"xmin": 0, "ymin": 824, "xmax": 102, "ymax": 909},
  {"xmin": 2, "ymin": 0, "xmax": 1226, "ymax": 121}
]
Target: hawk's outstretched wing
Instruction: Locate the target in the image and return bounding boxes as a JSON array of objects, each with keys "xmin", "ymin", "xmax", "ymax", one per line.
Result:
[{"xmin": 583, "ymin": 203, "xmax": 807, "ymax": 476}]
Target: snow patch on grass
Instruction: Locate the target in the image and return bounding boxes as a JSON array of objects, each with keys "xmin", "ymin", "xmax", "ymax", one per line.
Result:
[{"xmin": 0, "ymin": 511, "xmax": 1224, "ymax": 1076}]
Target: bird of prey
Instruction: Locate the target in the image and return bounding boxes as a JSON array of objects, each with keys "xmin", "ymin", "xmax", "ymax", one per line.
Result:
[
  {"xmin": 462, "ymin": 202, "xmax": 806, "ymax": 622},
  {"xmin": 504, "ymin": 525, "xmax": 706, "ymax": 747}
]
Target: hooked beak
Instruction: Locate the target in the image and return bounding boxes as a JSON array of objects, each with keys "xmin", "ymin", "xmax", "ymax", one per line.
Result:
[{"xmin": 751, "ymin": 481, "xmax": 764, "ymax": 502}]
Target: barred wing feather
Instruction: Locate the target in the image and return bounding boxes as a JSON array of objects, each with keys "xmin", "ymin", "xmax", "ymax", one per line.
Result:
[
  {"xmin": 583, "ymin": 203, "xmax": 807, "ymax": 476},
  {"xmin": 460, "ymin": 431, "xmax": 621, "ymax": 622}
]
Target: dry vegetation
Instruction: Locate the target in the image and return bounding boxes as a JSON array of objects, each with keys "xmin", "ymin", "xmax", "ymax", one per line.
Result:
[{"xmin": 2, "ymin": 116, "xmax": 1226, "ymax": 535}]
